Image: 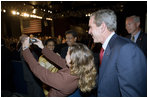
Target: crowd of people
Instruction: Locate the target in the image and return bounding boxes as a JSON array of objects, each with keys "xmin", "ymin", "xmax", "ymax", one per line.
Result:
[{"xmin": 1, "ymin": 9, "xmax": 147, "ymax": 97}]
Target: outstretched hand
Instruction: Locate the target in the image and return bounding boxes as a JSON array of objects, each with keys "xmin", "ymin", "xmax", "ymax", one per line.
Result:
[
  {"xmin": 22, "ymin": 37, "xmax": 30, "ymax": 50},
  {"xmin": 33, "ymin": 38, "xmax": 44, "ymax": 49}
]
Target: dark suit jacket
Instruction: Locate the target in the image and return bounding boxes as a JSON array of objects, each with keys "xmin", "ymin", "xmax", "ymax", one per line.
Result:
[
  {"xmin": 1, "ymin": 45, "xmax": 15, "ymax": 92},
  {"xmin": 98, "ymin": 34, "xmax": 147, "ymax": 97},
  {"xmin": 127, "ymin": 31, "xmax": 147, "ymax": 57},
  {"xmin": 20, "ymin": 50, "xmax": 45, "ymax": 97},
  {"xmin": 60, "ymin": 46, "xmax": 68, "ymax": 59},
  {"xmin": 23, "ymin": 48, "xmax": 79, "ymax": 97}
]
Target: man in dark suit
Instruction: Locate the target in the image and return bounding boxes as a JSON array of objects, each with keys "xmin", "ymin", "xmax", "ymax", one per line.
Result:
[
  {"xmin": 88, "ymin": 9, "xmax": 147, "ymax": 97},
  {"xmin": 1, "ymin": 38, "xmax": 15, "ymax": 95},
  {"xmin": 125, "ymin": 15, "xmax": 147, "ymax": 57},
  {"xmin": 60, "ymin": 30, "xmax": 77, "ymax": 58}
]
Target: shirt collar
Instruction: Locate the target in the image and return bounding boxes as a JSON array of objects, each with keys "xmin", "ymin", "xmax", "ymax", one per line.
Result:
[
  {"xmin": 132, "ymin": 30, "xmax": 141, "ymax": 42},
  {"xmin": 102, "ymin": 32, "xmax": 115, "ymax": 50}
]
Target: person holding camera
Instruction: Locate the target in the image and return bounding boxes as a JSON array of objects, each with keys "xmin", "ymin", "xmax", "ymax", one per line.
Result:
[
  {"xmin": 21, "ymin": 37, "xmax": 97, "ymax": 97},
  {"xmin": 19, "ymin": 34, "xmax": 45, "ymax": 96}
]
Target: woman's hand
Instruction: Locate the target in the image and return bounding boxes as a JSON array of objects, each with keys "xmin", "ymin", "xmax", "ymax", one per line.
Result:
[
  {"xmin": 22, "ymin": 37, "xmax": 30, "ymax": 50},
  {"xmin": 33, "ymin": 38, "xmax": 44, "ymax": 49}
]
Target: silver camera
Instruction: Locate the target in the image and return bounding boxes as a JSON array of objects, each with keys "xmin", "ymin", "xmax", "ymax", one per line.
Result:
[{"xmin": 29, "ymin": 38, "xmax": 37, "ymax": 43}]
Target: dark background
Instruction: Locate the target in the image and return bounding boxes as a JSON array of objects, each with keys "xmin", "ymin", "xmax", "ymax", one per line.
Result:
[{"xmin": 1, "ymin": 1, "xmax": 147, "ymax": 38}]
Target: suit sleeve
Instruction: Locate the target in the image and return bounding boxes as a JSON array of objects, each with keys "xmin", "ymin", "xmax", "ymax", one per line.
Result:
[
  {"xmin": 42, "ymin": 47, "xmax": 67, "ymax": 68},
  {"xmin": 60, "ymin": 47, "xmax": 67, "ymax": 59},
  {"xmin": 117, "ymin": 43, "xmax": 147, "ymax": 97},
  {"xmin": 142, "ymin": 34, "xmax": 147, "ymax": 57}
]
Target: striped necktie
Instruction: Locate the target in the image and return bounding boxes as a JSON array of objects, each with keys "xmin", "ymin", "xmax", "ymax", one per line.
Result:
[{"xmin": 131, "ymin": 35, "xmax": 135, "ymax": 42}]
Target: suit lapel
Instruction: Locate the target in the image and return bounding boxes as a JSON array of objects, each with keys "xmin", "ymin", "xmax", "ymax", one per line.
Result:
[
  {"xmin": 99, "ymin": 34, "xmax": 117, "ymax": 83},
  {"xmin": 136, "ymin": 31, "xmax": 143, "ymax": 44},
  {"xmin": 99, "ymin": 45, "xmax": 111, "ymax": 83}
]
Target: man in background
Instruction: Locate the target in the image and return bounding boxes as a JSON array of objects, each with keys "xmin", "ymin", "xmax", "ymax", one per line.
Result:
[
  {"xmin": 60, "ymin": 30, "xmax": 77, "ymax": 58},
  {"xmin": 125, "ymin": 15, "xmax": 147, "ymax": 57}
]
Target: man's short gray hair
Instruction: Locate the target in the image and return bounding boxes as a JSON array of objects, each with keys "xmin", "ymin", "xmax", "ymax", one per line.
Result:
[
  {"xmin": 126, "ymin": 15, "xmax": 140, "ymax": 23},
  {"xmin": 91, "ymin": 9, "xmax": 117, "ymax": 32}
]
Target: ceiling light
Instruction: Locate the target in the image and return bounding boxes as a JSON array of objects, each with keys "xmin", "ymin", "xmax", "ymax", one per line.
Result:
[
  {"xmin": 3, "ymin": 9, "xmax": 6, "ymax": 13},
  {"xmin": 30, "ymin": 14, "xmax": 37, "ymax": 18},
  {"xmin": 48, "ymin": 10, "xmax": 52, "ymax": 13},
  {"xmin": 21, "ymin": 13, "xmax": 29, "ymax": 17},
  {"xmin": 12, "ymin": 11, "xmax": 16, "ymax": 15},
  {"xmin": 46, "ymin": 18, "xmax": 52, "ymax": 21},
  {"xmin": 33, "ymin": 9, "xmax": 36, "ymax": 14},
  {"xmin": 16, "ymin": 12, "xmax": 20, "ymax": 15},
  {"xmin": 36, "ymin": 16, "xmax": 42, "ymax": 19},
  {"xmin": 86, "ymin": 13, "xmax": 91, "ymax": 17}
]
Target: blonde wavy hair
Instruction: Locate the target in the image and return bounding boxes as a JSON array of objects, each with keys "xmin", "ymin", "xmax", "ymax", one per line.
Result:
[{"xmin": 69, "ymin": 43, "xmax": 97, "ymax": 92}]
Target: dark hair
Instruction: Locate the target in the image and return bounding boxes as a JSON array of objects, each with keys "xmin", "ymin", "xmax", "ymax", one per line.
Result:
[
  {"xmin": 10, "ymin": 43, "xmax": 17, "ymax": 49},
  {"xmin": 44, "ymin": 38, "xmax": 56, "ymax": 46},
  {"xmin": 65, "ymin": 30, "xmax": 78, "ymax": 38}
]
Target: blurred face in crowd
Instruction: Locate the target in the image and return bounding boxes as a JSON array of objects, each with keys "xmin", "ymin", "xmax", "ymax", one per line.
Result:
[
  {"xmin": 125, "ymin": 17, "xmax": 140, "ymax": 35},
  {"xmin": 46, "ymin": 41, "xmax": 55, "ymax": 51},
  {"xmin": 66, "ymin": 33, "xmax": 77, "ymax": 46},
  {"xmin": 88, "ymin": 16, "xmax": 104, "ymax": 44},
  {"xmin": 30, "ymin": 34, "xmax": 34, "ymax": 38}
]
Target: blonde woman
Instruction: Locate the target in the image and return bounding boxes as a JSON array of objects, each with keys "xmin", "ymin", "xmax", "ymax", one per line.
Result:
[{"xmin": 22, "ymin": 37, "xmax": 97, "ymax": 97}]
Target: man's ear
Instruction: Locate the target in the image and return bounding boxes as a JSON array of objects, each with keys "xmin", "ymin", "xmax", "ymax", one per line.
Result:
[
  {"xmin": 101, "ymin": 22, "xmax": 106, "ymax": 32},
  {"xmin": 136, "ymin": 22, "xmax": 140, "ymax": 27}
]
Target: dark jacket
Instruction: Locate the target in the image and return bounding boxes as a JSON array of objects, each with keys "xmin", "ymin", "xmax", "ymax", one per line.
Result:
[
  {"xmin": 98, "ymin": 34, "xmax": 147, "ymax": 96},
  {"xmin": 127, "ymin": 31, "xmax": 147, "ymax": 57}
]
